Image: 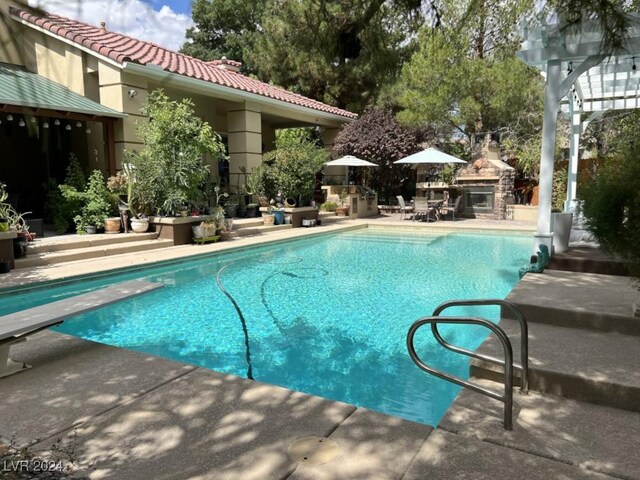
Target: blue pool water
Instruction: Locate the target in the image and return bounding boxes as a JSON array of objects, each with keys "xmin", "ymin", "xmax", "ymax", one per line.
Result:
[{"xmin": 0, "ymin": 228, "xmax": 530, "ymax": 426}]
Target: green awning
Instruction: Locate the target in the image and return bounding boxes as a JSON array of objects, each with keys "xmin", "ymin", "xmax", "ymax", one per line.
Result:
[{"xmin": 0, "ymin": 62, "xmax": 125, "ymax": 118}]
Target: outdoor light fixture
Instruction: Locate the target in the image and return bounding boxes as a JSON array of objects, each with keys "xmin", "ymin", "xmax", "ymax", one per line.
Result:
[
  {"xmin": 30, "ymin": 116, "xmax": 36, "ymax": 123},
  {"xmin": 43, "ymin": 122, "xmax": 49, "ymax": 129},
  {"xmin": 18, "ymin": 118, "xmax": 25, "ymax": 127},
  {"xmin": 128, "ymin": 88, "xmax": 138, "ymax": 98},
  {"xmin": 76, "ymin": 121, "xmax": 82, "ymax": 128},
  {"xmin": 85, "ymin": 127, "xmax": 91, "ymax": 134},
  {"xmin": 65, "ymin": 124, "xmax": 72, "ymax": 131},
  {"xmin": 7, "ymin": 114, "xmax": 13, "ymax": 121},
  {"xmin": 54, "ymin": 119, "xmax": 60, "ymax": 126}
]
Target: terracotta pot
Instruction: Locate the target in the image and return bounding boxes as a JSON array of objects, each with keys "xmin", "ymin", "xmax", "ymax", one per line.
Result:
[
  {"xmin": 104, "ymin": 217, "xmax": 121, "ymax": 234},
  {"xmin": 336, "ymin": 206, "xmax": 349, "ymax": 216}
]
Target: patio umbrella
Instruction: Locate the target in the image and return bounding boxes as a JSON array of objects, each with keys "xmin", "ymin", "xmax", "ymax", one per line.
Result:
[
  {"xmin": 393, "ymin": 147, "xmax": 467, "ymax": 165},
  {"xmin": 325, "ymin": 155, "xmax": 377, "ymax": 184}
]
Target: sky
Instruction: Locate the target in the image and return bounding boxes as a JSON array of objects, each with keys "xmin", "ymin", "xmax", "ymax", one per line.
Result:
[{"xmin": 28, "ymin": 0, "xmax": 194, "ymax": 51}]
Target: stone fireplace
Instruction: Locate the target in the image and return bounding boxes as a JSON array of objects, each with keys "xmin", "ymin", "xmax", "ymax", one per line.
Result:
[{"xmin": 455, "ymin": 135, "xmax": 515, "ymax": 219}]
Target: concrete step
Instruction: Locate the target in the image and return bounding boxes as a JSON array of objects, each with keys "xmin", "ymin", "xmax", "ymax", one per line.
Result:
[
  {"xmin": 235, "ymin": 223, "xmax": 293, "ymax": 237},
  {"xmin": 425, "ymin": 378, "xmax": 640, "ymax": 480},
  {"xmin": 230, "ymin": 217, "xmax": 265, "ymax": 229},
  {"xmin": 507, "ymin": 269, "xmax": 640, "ymax": 335},
  {"xmin": 15, "ymin": 238, "xmax": 174, "ymax": 268},
  {"xmin": 469, "ymin": 317, "xmax": 640, "ymax": 412},
  {"xmin": 548, "ymin": 246, "xmax": 628, "ymax": 276},
  {"xmin": 27, "ymin": 232, "xmax": 159, "ymax": 254}
]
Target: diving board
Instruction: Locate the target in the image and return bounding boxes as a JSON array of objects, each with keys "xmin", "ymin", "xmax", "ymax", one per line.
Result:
[{"xmin": 0, "ymin": 279, "xmax": 163, "ymax": 378}]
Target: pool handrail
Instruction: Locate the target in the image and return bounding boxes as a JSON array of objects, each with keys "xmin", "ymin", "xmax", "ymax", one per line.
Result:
[
  {"xmin": 430, "ymin": 298, "xmax": 529, "ymax": 394},
  {"xmin": 407, "ymin": 315, "xmax": 515, "ymax": 430}
]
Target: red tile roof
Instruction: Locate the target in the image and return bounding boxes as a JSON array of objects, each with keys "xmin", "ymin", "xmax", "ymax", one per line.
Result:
[{"xmin": 10, "ymin": 7, "xmax": 357, "ymax": 119}]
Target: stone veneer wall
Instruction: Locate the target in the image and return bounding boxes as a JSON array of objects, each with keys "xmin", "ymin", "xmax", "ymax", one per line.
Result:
[{"xmin": 455, "ymin": 138, "xmax": 515, "ymax": 220}]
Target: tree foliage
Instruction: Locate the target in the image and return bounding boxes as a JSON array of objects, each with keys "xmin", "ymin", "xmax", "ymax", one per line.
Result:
[
  {"xmin": 333, "ymin": 107, "xmax": 420, "ymax": 203},
  {"xmin": 396, "ymin": 0, "xmax": 543, "ymax": 138},
  {"xmin": 581, "ymin": 141, "xmax": 640, "ymax": 285},
  {"xmin": 255, "ymin": 129, "xmax": 329, "ymax": 203},
  {"xmin": 182, "ymin": 0, "xmax": 423, "ymax": 112},
  {"xmin": 127, "ymin": 90, "xmax": 225, "ymax": 216}
]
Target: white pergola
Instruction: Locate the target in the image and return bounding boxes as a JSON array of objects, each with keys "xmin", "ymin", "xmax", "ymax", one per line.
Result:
[{"xmin": 517, "ymin": 15, "xmax": 640, "ymax": 252}]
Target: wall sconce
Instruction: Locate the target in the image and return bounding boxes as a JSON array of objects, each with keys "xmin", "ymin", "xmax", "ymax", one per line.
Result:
[
  {"xmin": 43, "ymin": 122, "xmax": 49, "ymax": 129},
  {"xmin": 30, "ymin": 116, "xmax": 37, "ymax": 123},
  {"xmin": 7, "ymin": 114, "xmax": 13, "ymax": 122},
  {"xmin": 18, "ymin": 118, "xmax": 25, "ymax": 127},
  {"xmin": 65, "ymin": 124, "xmax": 72, "ymax": 131},
  {"xmin": 76, "ymin": 121, "xmax": 82, "ymax": 128},
  {"xmin": 85, "ymin": 127, "xmax": 92, "ymax": 134},
  {"xmin": 54, "ymin": 119, "xmax": 60, "ymax": 126},
  {"xmin": 128, "ymin": 88, "xmax": 138, "ymax": 99}
]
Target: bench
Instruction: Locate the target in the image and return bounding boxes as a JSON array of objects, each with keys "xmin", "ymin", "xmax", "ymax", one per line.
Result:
[{"xmin": 0, "ymin": 280, "xmax": 163, "ymax": 378}]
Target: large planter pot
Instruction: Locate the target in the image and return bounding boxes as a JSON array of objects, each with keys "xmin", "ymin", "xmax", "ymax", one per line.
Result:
[
  {"xmin": 273, "ymin": 210, "xmax": 285, "ymax": 225},
  {"xmin": 104, "ymin": 217, "xmax": 121, "ymax": 234},
  {"xmin": 130, "ymin": 218, "xmax": 149, "ymax": 233},
  {"xmin": 13, "ymin": 234, "xmax": 28, "ymax": 258},
  {"xmin": 336, "ymin": 206, "xmax": 349, "ymax": 216},
  {"xmin": 552, "ymin": 212, "xmax": 573, "ymax": 254},
  {"xmin": 262, "ymin": 213, "xmax": 275, "ymax": 225},
  {"xmin": 0, "ymin": 219, "xmax": 8, "ymax": 232}
]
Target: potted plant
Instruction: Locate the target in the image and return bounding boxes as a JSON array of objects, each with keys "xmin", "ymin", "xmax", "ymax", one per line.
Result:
[
  {"xmin": 7, "ymin": 206, "xmax": 32, "ymax": 257},
  {"xmin": 336, "ymin": 191, "xmax": 349, "ymax": 216},
  {"xmin": 0, "ymin": 181, "xmax": 9, "ymax": 232},
  {"xmin": 263, "ymin": 205, "xmax": 276, "ymax": 225},
  {"xmin": 61, "ymin": 170, "xmax": 111, "ymax": 234},
  {"xmin": 220, "ymin": 218, "xmax": 237, "ymax": 241}
]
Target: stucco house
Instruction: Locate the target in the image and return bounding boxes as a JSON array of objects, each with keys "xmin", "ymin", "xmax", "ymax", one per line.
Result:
[{"xmin": 0, "ymin": 0, "xmax": 355, "ymax": 217}]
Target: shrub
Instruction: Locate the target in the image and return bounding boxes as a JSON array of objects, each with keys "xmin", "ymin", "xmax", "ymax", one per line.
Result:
[
  {"xmin": 60, "ymin": 170, "xmax": 112, "ymax": 233},
  {"xmin": 321, "ymin": 201, "xmax": 338, "ymax": 212},
  {"xmin": 581, "ymin": 150, "xmax": 640, "ymax": 285},
  {"xmin": 128, "ymin": 90, "xmax": 225, "ymax": 216},
  {"xmin": 46, "ymin": 153, "xmax": 87, "ymax": 233}
]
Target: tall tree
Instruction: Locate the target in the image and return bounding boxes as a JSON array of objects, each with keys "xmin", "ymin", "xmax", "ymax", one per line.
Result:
[
  {"xmin": 180, "ymin": 0, "xmax": 265, "ymax": 67},
  {"xmin": 396, "ymin": 0, "xmax": 543, "ymax": 140},
  {"xmin": 333, "ymin": 107, "xmax": 420, "ymax": 203}
]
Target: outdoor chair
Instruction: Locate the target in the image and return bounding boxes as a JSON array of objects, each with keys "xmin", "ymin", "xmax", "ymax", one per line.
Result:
[
  {"xmin": 413, "ymin": 198, "xmax": 439, "ymax": 222},
  {"xmin": 396, "ymin": 195, "xmax": 414, "ymax": 220},
  {"xmin": 440, "ymin": 195, "xmax": 463, "ymax": 221}
]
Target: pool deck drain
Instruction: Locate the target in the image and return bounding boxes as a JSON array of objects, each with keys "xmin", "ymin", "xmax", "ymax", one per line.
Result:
[{"xmin": 2, "ymin": 215, "xmax": 638, "ymax": 479}]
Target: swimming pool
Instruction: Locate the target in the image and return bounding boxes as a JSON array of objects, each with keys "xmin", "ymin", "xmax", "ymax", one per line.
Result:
[{"xmin": 0, "ymin": 227, "xmax": 530, "ymax": 426}]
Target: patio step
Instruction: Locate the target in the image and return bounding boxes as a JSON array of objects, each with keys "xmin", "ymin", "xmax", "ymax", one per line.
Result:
[
  {"xmin": 15, "ymin": 238, "xmax": 174, "ymax": 268},
  {"xmin": 506, "ymin": 269, "xmax": 640, "ymax": 336},
  {"xmin": 548, "ymin": 246, "xmax": 628, "ymax": 276},
  {"xmin": 27, "ymin": 232, "xmax": 160, "ymax": 254},
  {"xmin": 469, "ymin": 317, "xmax": 640, "ymax": 413}
]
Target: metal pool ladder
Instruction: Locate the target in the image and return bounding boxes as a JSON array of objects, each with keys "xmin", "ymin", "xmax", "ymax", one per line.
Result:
[{"xmin": 407, "ymin": 299, "xmax": 529, "ymax": 430}]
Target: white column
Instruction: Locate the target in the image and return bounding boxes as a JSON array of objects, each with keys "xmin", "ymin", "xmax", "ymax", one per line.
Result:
[
  {"xmin": 565, "ymin": 104, "xmax": 581, "ymax": 212},
  {"xmin": 534, "ymin": 59, "xmax": 561, "ymax": 253}
]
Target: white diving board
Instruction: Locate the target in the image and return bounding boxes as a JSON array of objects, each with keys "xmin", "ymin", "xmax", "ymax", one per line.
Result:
[{"xmin": 0, "ymin": 279, "xmax": 163, "ymax": 378}]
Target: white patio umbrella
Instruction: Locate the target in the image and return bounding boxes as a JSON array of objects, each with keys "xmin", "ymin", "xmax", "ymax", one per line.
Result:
[
  {"xmin": 325, "ymin": 155, "xmax": 377, "ymax": 184},
  {"xmin": 393, "ymin": 147, "xmax": 467, "ymax": 165}
]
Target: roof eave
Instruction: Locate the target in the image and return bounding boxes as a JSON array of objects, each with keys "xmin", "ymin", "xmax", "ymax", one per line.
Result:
[{"xmin": 123, "ymin": 62, "xmax": 355, "ymax": 125}]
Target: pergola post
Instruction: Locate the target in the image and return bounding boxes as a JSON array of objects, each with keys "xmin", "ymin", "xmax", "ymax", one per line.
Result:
[
  {"xmin": 565, "ymin": 103, "xmax": 581, "ymax": 212},
  {"xmin": 535, "ymin": 59, "xmax": 561, "ymax": 253}
]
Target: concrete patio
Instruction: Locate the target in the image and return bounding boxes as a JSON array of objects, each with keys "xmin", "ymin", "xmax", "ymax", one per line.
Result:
[{"xmin": 2, "ymin": 214, "xmax": 639, "ymax": 479}]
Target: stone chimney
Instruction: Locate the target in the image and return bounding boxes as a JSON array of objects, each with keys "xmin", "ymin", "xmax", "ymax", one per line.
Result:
[{"xmin": 99, "ymin": 21, "xmax": 106, "ymax": 33}]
